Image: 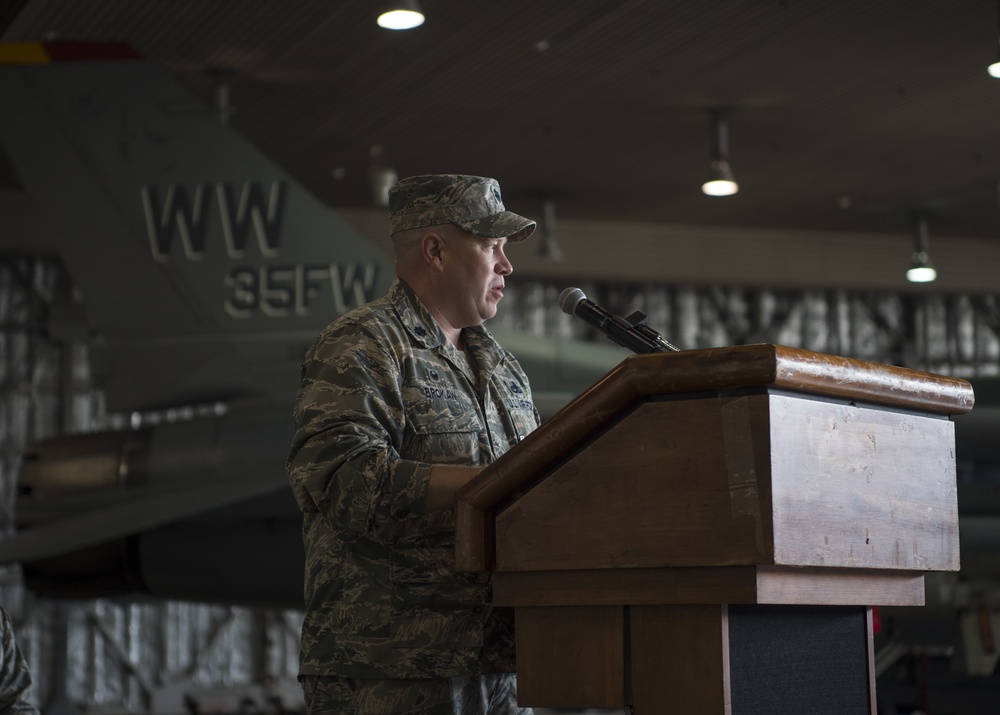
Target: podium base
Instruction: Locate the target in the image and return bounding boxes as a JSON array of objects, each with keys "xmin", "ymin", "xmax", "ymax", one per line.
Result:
[{"xmin": 516, "ymin": 603, "xmax": 875, "ymax": 714}]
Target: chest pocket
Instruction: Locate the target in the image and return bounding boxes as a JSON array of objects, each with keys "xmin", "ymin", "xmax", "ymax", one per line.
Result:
[
  {"xmin": 401, "ymin": 377, "xmax": 484, "ymax": 465},
  {"xmin": 484, "ymin": 375, "xmax": 538, "ymax": 455}
]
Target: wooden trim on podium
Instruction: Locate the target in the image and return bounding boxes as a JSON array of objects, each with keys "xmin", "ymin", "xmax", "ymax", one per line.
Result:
[
  {"xmin": 866, "ymin": 606, "xmax": 878, "ymax": 711},
  {"xmin": 492, "ymin": 566, "xmax": 925, "ymax": 608}
]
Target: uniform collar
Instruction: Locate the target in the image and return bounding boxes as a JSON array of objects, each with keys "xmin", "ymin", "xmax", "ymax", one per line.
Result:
[
  {"xmin": 390, "ymin": 278, "xmax": 507, "ymax": 375},
  {"xmin": 391, "ymin": 278, "xmax": 448, "ymax": 350}
]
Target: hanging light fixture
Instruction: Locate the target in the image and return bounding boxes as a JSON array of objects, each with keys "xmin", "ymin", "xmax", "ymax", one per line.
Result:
[
  {"xmin": 989, "ymin": 0, "xmax": 1000, "ymax": 76},
  {"xmin": 377, "ymin": 0, "xmax": 425, "ymax": 30},
  {"xmin": 367, "ymin": 144, "xmax": 397, "ymax": 207},
  {"xmin": 906, "ymin": 214, "xmax": 937, "ymax": 283},
  {"xmin": 702, "ymin": 110, "xmax": 739, "ymax": 197},
  {"xmin": 537, "ymin": 198, "xmax": 564, "ymax": 261}
]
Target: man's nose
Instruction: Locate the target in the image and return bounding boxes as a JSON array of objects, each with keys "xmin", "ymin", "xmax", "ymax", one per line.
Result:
[{"xmin": 497, "ymin": 251, "xmax": 513, "ymax": 275}]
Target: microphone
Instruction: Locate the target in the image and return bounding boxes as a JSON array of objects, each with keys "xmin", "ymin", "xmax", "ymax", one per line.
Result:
[{"xmin": 559, "ymin": 287, "xmax": 680, "ymax": 354}]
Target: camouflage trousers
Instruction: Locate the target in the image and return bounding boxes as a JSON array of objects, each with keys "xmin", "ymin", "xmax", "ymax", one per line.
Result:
[{"xmin": 300, "ymin": 673, "xmax": 532, "ymax": 715}]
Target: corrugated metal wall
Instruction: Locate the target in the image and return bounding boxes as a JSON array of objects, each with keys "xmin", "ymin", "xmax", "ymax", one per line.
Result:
[
  {"xmin": 0, "ymin": 257, "xmax": 301, "ymax": 715},
  {"xmin": 498, "ymin": 280, "xmax": 1000, "ymax": 378}
]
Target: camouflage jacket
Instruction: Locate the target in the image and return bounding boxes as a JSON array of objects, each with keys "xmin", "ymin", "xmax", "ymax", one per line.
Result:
[
  {"xmin": 0, "ymin": 609, "xmax": 39, "ymax": 715},
  {"xmin": 287, "ymin": 279, "xmax": 540, "ymax": 678}
]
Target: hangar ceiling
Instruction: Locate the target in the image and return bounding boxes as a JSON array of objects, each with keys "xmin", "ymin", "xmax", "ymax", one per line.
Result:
[{"xmin": 4, "ymin": 0, "xmax": 1000, "ymax": 247}]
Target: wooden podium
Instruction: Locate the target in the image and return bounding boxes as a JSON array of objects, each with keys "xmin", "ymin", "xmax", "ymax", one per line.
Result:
[{"xmin": 455, "ymin": 344, "xmax": 974, "ymax": 715}]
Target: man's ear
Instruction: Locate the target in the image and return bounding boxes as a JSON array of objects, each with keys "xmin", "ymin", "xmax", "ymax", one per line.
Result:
[{"xmin": 420, "ymin": 230, "xmax": 446, "ymax": 271}]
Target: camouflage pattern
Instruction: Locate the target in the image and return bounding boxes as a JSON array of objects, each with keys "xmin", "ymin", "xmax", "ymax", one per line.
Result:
[
  {"xmin": 388, "ymin": 175, "xmax": 536, "ymax": 242},
  {"xmin": 0, "ymin": 608, "xmax": 39, "ymax": 715},
  {"xmin": 287, "ymin": 279, "xmax": 540, "ymax": 679},
  {"xmin": 300, "ymin": 673, "xmax": 531, "ymax": 715}
]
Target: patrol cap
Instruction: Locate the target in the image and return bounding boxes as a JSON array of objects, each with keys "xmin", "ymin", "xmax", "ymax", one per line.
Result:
[{"xmin": 388, "ymin": 174, "xmax": 536, "ymax": 241}]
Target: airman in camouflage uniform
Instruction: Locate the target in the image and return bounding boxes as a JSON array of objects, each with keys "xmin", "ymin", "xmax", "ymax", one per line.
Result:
[{"xmin": 288, "ymin": 175, "xmax": 539, "ymax": 715}]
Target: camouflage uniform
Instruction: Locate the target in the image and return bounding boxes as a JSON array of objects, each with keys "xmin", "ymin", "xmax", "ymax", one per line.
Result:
[
  {"xmin": 0, "ymin": 609, "xmax": 39, "ymax": 715},
  {"xmin": 287, "ymin": 277, "xmax": 539, "ymax": 709}
]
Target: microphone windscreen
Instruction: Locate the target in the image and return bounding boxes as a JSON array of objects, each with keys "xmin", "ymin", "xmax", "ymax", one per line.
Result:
[{"xmin": 558, "ymin": 287, "xmax": 586, "ymax": 315}]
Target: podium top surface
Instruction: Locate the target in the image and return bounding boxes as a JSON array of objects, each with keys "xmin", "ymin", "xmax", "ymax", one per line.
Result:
[{"xmin": 594, "ymin": 343, "xmax": 972, "ymax": 416}]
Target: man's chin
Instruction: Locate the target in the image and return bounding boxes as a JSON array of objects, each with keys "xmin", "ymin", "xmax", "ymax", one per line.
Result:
[{"xmin": 480, "ymin": 304, "xmax": 499, "ymax": 322}]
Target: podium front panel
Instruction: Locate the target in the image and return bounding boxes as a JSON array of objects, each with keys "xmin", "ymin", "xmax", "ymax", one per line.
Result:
[
  {"xmin": 494, "ymin": 394, "xmax": 774, "ymax": 572},
  {"xmin": 494, "ymin": 390, "xmax": 959, "ymax": 574},
  {"xmin": 768, "ymin": 392, "xmax": 959, "ymax": 571}
]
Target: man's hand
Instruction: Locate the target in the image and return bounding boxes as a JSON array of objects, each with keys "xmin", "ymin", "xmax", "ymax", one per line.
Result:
[{"xmin": 423, "ymin": 465, "xmax": 483, "ymax": 512}]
